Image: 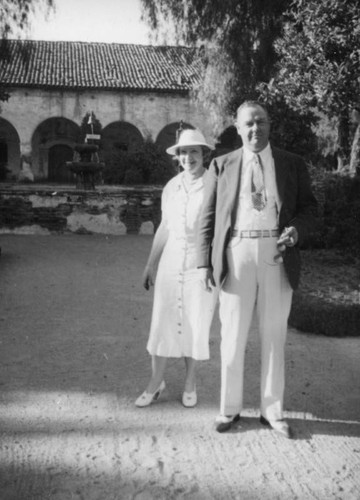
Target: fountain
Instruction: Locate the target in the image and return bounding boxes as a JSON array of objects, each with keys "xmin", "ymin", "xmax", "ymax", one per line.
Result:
[{"xmin": 66, "ymin": 112, "xmax": 104, "ymax": 190}]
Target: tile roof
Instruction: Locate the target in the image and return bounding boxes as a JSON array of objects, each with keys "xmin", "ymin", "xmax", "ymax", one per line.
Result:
[{"xmin": 0, "ymin": 39, "xmax": 201, "ymax": 93}]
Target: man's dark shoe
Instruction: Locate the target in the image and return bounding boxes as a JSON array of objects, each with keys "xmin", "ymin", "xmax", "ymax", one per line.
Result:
[
  {"xmin": 260, "ymin": 415, "xmax": 293, "ymax": 439},
  {"xmin": 215, "ymin": 414, "xmax": 240, "ymax": 433}
]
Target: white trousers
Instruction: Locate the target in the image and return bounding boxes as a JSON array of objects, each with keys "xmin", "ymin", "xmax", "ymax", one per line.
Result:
[{"xmin": 219, "ymin": 236, "xmax": 293, "ymax": 420}]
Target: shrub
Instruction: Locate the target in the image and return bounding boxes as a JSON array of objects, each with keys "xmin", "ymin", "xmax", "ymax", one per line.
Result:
[
  {"xmin": 102, "ymin": 149, "xmax": 131, "ymax": 184},
  {"xmin": 290, "ymin": 292, "xmax": 360, "ymax": 337},
  {"xmin": 322, "ymin": 174, "xmax": 360, "ymax": 251},
  {"xmin": 309, "ymin": 166, "xmax": 360, "ymax": 253},
  {"xmin": 102, "ymin": 138, "xmax": 177, "ymax": 185},
  {"xmin": 289, "ymin": 249, "xmax": 360, "ymax": 337}
]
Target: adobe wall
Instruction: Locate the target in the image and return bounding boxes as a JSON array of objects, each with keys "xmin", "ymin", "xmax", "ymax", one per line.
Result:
[
  {"xmin": 0, "ymin": 87, "xmax": 211, "ymax": 177},
  {"xmin": 0, "ymin": 185, "xmax": 163, "ymax": 235}
]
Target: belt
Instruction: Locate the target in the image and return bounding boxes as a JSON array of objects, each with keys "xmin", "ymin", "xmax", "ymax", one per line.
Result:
[{"xmin": 231, "ymin": 229, "xmax": 279, "ymax": 238}]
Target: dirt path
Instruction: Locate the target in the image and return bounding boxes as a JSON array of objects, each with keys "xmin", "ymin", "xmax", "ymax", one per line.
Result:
[{"xmin": 0, "ymin": 234, "xmax": 359, "ymax": 500}]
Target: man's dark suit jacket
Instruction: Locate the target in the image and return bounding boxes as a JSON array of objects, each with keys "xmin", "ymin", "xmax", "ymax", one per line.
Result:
[{"xmin": 197, "ymin": 146, "xmax": 317, "ymax": 290}]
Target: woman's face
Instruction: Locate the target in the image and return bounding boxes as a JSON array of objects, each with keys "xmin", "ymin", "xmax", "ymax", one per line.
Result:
[{"xmin": 178, "ymin": 145, "xmax": 203, "ymax": 175}]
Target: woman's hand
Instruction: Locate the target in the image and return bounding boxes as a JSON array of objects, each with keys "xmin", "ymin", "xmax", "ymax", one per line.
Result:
[
  {"xmin": 199, "ymin": 267, "xmax": 216, "ymax": 292},
  {"xmin": 142, "ymin": 220, "xmax": 168, "ymax": 290},
  {"xmin": 143, "ymin": 265, "xmax": 155, "ymax": 290}
]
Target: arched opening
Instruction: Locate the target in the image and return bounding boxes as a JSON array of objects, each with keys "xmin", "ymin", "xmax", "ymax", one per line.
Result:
[
  {"xmin": 101, "ymin": 121, "xmax": 144, "ymax": 184},
  {"xmin": 48, "ymin": 144, "xmax": 74, "ymax": 183},
  {"xmin": 0, "ymin": 117, "xmax": 21, "ymax": 180},
  {"xmin": 0, "ymin": 141, "xmax": 8, "ymax": 180},
  {"xmin": 101, "ymin": 121, "xmax": 144, "ymax": 155},
  {"xmin": 32, "ymin": 117, "xmax": 80, "ymax": 180},
  {"xmin": 155, "ymin": 122, "xmax": 195, "ymax": 153}
]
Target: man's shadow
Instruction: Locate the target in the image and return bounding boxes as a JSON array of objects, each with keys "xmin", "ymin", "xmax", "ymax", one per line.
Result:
[
  {"xmin": 222, "ymin": 416, "xmax": 360, "ymax": 441},
  {"xmin": 205, "ymin": 316, "xmax": 360, "ymax": 440}
]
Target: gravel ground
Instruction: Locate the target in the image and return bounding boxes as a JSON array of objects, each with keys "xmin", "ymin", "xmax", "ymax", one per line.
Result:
[{"xmin": 0, "ymin": 234, "xmax": 359, "ymax": 500}]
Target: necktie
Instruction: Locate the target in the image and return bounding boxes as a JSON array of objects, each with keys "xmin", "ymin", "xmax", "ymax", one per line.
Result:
[{"xmin": 251, "ymin": 154, "xmax": 266, "ymax": 211}]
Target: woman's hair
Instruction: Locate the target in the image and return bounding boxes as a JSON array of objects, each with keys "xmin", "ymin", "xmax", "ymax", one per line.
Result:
[{"xmin": 201, "ymin": 146, "xmax": 212, "ymax": 168}]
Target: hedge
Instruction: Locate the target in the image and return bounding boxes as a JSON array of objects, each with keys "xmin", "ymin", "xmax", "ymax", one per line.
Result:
[
  {"xmin": 289, "ymin": 292, "xmax": 360, "ymax": 337},
  {"xmin": 288, "ymin": 249, "xmax": 360, "ymax": 337},
  {"xmin": 309, "ymin": 167, "xmax": 360, "ymax": 253}
]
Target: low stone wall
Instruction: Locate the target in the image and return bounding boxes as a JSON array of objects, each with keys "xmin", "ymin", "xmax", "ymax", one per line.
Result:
[{"xmin": 0, "ymin": 184, "xmax": 163, "ymax": 235}]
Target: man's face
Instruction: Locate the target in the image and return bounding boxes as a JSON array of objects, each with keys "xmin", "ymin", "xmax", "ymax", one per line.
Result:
[{"xmin": 235, "ymin": 105, "xmax": 270, "ymax": 153}]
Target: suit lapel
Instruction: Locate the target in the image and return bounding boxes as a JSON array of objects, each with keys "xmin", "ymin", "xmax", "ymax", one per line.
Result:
[
  {"xmin": 224, "ymin": 149, "xmax": 243, "ymax": 225},
  {"xmin": 225, "ymin": 148, "xmax": 243, "ymax": 199},
  {"xmin": 272, "ymin": 148, "xmax": 288, "ymax": 203}
]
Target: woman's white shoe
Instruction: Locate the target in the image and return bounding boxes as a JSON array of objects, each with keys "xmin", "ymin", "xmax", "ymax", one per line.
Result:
[
  {"xmin": 135, "ymin": 381, "xmax": 166, "ymax": 407},
  {"xmin": 182, "ymin": 389, "xmax": 197, "ymax": 408}
]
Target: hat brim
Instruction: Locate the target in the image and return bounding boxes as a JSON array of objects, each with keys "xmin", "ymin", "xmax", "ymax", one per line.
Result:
[{"xmin": 166, "ymin": 141, "xmax": 215, "ymax": 156}]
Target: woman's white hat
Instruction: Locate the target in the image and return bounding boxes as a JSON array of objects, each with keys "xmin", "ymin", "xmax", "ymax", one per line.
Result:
[{"xmin": 166, "ymin": 128, "xmax": 214, "ymax": 155}]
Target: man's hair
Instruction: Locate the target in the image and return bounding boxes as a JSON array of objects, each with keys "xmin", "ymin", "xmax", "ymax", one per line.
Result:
[{"xmin": 236, "ymin": 100, "xmax": 270, "ymax": 121}]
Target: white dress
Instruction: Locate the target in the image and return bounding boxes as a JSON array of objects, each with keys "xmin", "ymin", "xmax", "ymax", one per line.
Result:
[{"xmin": 146, "ymin": 171, "xmax": 217, "ymax": 360}]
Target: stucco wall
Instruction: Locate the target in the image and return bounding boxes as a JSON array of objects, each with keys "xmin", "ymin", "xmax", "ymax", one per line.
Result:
[
  {"xmin": 0, "ymin": 185, "xmax": 163, "ymax": 235},
  {"xmin": 0, "ymin": 87, "xmax": 211, "ymax": 178}
]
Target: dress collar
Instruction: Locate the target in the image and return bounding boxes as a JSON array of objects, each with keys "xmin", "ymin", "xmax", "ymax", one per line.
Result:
[{"xmin": 179, "ymin": 170, "xmax": 205, "ymax": 192}]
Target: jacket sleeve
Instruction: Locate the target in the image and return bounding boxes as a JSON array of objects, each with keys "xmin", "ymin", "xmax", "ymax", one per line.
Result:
[
  {"xmin": 290, "ymin": 158, "xmax": 318, "ymax": 246},
  {"xmin": 196, "ymin": 158, "xmax": 220, "ymax": 268}
]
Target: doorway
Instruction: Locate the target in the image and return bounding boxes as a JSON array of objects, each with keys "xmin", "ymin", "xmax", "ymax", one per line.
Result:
[
  {"xmin": 48, "ymin": 144, "xmax": 74, "ymax": 183},
  {"xmin": 0, "ymin": 141, "xmax": 8, "ymax": 180}
]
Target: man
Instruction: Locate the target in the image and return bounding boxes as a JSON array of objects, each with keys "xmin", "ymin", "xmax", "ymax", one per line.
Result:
[{"xmin": 197, "ymin": 101, "xmax": 317, "ymax": 437}]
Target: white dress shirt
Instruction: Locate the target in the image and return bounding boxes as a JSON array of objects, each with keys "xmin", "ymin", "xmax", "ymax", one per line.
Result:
[{"xmin": 234, "ymin": 143, "xmax": 281, "ymax": 230}]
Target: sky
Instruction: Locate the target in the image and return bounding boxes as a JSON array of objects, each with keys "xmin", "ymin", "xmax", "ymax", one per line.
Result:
[{"xmin": 27, "ymin": 0, "xmax": 152, "ymax": 45}]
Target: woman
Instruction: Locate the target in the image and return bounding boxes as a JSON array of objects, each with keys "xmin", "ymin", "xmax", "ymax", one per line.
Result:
[{"xmin": 135, "ymin": 128, "xmax": 217, "ymax": 408}]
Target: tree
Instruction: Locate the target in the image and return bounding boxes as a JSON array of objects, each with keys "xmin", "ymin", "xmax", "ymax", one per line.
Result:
[
  {"xmin": 0, "ymin": 0, "xmax": 54, "ymax": 38},
  {"xmin": 140, "ymin": 0, "xmax": 288, "ymax": 134},
  {"xmin": 102, "ymin": 137, "xmax": 176, "ymax": 185},
  {"xmin": 258, "ymin": 0, "xmax": 360, "ymax": 171},
  {"xmin": 0, "ymin": 0, "xmax": 55, "ymax": 101}
]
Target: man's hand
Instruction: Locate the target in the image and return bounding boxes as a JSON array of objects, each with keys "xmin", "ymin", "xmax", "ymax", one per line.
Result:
[
  {"xmin": 277, "ymin": 226, "xmax": 298, "ymax": 252},
  {"xmin": 199, "ymin": 267, "xmax": 216, "ymax": 292}
]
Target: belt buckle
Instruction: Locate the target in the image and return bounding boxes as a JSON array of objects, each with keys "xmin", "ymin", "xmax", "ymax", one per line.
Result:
[
  {"xmin": 249, "ymin": 230, "xmax": 259, "ymax": 238},
  {"xmin": 263, "ymin": 230, "xmax": 270, "ymax": 238}
]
